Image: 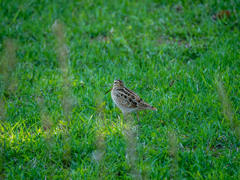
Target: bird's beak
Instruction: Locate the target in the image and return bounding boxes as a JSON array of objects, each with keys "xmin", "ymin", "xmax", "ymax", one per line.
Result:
[
  {"xmin": 102, "ymin": 83, "xmax": 113, "ymax": 94},
  {"xmin": 105, "ymin": 88, "xmax": 113, "ymax": 94}
]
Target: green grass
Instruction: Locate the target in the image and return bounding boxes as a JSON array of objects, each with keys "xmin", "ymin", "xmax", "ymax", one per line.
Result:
[{"xmin": 0, "ymin": 0, "xmax": 240, "ymax": 179}]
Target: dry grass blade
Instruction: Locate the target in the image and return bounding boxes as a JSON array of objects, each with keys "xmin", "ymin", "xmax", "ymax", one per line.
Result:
[
  {"xmin": 0, "ymin": 39, "xmax": 17, "ymax": 179},
  {"xmin": 52, "ymin": 20, "xmax": 73, "ymax": 167},
  {"xmin": 0, "ymin": 39, "xmax": 17, "ymax": 96},
  {"xmin": 124, "ymin": 119, "xmax": 142, "ymax": 180},
  {"xmin": 216, "ymin": 78, "xmax": 240, "ymax": 141},
  {"xmin": 168, "ymin": 130, "xmax": 179, "ymax": 179},
  {"xmin": 0, "ymin": 101, "xmax": 5, "ymax": 121}
]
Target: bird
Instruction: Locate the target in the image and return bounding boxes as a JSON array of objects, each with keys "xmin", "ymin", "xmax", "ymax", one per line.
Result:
[{"xmin": 104, "ymin": 79, "xmax": 157, "ymax": 120}]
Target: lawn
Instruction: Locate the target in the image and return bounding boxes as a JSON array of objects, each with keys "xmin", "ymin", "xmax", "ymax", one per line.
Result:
[{"xmin": 0, "ymin": 0, "xmax": 240, "ymax": 179}]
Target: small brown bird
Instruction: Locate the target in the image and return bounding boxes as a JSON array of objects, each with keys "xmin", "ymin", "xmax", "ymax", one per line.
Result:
[{"xmin": 104, "ymin": 79, "xmax": 157, "ymax": 120}]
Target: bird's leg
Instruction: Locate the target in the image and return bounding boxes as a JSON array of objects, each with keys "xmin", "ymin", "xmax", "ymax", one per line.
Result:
[
  {"xmin": 123, "ymin": 112, "xmax": 126, "ymax": 121},
  {"xmin": 136, "ymin": 112, "xmax": 139, "ymax": 122},
  {"xmin": 143, "ymin": 111, "xmax": 147, "ymax": 116},
  {"xmin": 123, "ymin": 112, "xmax": 130, "ymax": 122},
  {"xmin": 136, "ymin": 112, "xmax": 142, "ymax": 126}
]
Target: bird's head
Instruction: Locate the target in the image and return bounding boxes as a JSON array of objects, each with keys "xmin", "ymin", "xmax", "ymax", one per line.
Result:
[{"xmin": 103, "ymin": 79, "xmax": 124, "ymax": 94}]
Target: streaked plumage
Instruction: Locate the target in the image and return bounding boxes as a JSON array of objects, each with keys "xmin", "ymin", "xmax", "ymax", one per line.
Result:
[{"xmin": 104, "ymin": 79, "xmax": 157, "ymax": 119}]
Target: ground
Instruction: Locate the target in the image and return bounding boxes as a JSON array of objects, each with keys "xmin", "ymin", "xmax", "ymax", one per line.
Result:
[{"xmin": 0, "ymin": 0, "xmax": 240, "ymax": 179}]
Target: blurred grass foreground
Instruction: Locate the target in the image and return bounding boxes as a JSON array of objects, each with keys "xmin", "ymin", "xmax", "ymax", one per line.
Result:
[{"xmin": 0, "ymin": 0, "xmax": 240, "ymax": 179}]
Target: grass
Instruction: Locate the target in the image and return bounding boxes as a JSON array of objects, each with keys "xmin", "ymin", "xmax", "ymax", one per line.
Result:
[{"xmin": 0, "ymin": 0, "xmax": 240, "ymax": 179}]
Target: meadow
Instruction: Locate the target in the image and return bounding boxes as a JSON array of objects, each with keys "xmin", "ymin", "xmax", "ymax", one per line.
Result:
[{"xmin": 0, "ymin": 0, "xmax": 240, "ymax": 179}]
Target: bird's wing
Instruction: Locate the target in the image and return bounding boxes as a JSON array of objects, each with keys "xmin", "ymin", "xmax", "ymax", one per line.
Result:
[{"xmin": 116, "ymin": 87, "xmax": 154, "ymax": 109}]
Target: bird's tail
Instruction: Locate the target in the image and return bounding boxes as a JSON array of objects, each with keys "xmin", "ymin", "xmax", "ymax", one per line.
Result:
[{"xmin": 151, "ymin": 107, "xmax": 157, "ymax": 111}]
